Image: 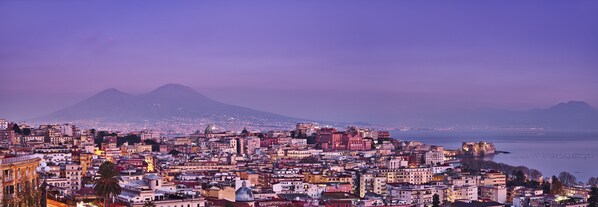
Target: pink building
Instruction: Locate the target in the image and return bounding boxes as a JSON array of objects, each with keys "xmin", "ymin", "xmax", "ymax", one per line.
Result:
[
  {"xmin": 316, "ymin": 128, "xmax": 371, "ymax": 151},
  {"xmin": 325, "ymin": 183, "xmax": 353, "ymax": 193}
]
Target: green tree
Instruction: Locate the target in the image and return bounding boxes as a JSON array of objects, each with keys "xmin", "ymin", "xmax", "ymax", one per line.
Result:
[
  {"xmin": 432, "ymin": 194, "xmax": 440, "ymax": 207},
  {"xmin": 589, "ymin": 187, "xmax": 598, "ymax": 207},
  {"xmin": 94, "ymin": 161, "xmax": 122, "ymax": 207},
  {"xmin": 117, "ymin": 134, "xmax": 141, "ymax": 147},
  {"xmin": 550, "ymin": 176, "xmax": 563, "ymax": 195},
  {"xmin": 508, "ymin": 170, "xmax": 527, "ymax": 186},
  {"xmin": 558, "ymin": 171, "xmax": 576, "ymax": 186},
  {"xmin": 525, "ymin": 180, "xmax": 540, "ymax": 189},
  {"xmin": 22, "ymin": 128, "xmax": 31, "ymax": 136},
  {"xmin": 81, "ymin": 176, "xmax": 93, "ymax": 185},
  {"xmin": 144, "ymin": 139, "xmax": 161, "ymax": 152},
  {"xmin": 12, "ymin": 123, "xmax": 22, "ymax": 134},
  {"xmin": 542, "ymin": 180, "xmax": 551, "ymax": 194},
  {"xmin": 169, "ymin": 149, "xmax": 181, "ymax": 155},
  {"xmin": 94, "ymin": 131, "xmax": 117, "ymax": 148}
]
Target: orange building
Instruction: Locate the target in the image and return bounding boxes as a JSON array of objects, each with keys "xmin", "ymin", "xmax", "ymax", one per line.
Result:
[{"xmin": 1, "ymin": 155, "xmax": 42, "ymax": 206}]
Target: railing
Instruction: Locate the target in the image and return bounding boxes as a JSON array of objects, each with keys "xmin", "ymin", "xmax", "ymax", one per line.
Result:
[{"xmin": 3, "ymin": 155, "xmax": 40, "ymax": 164}]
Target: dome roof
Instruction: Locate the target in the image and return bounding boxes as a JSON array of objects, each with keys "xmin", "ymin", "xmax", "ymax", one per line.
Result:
[
  {"xmin": 204, "ymin": 125, "xmax": 214, "ymax": 135},
  {"xmin": 241, "ymin": 127, "xmax": 250, "ymax": 137},
  {"xmin": 235, "ymin": 181, "xmax": 254, "ymax": 202}
]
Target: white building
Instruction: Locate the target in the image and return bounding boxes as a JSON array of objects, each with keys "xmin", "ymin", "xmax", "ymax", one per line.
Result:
[
  {"xmin": 424, "ymin": 150, "xmax": 445, "ymax": 165},
  {"xmin": 479, "ymin": 185, "xmax": 507, "ymax": 203},
  {"xmin": 387, "ymin": 158, "xmax": 408, "ymax": 169},
  {"xmin": 118, "ymin": 174, "xmax": 205, "ymax": 207},
  {"xmin": 65, "ymin": 163, "xmax": 83, "ymax": 192},
  {"xmin": 452, "ymin": 185, "xmax": 478, "ymax": 201},
  {"xmin": 141, "ymin": 130, "xmax": 161, "ymax": 141},
  {"xmin": 386, "ymin": 184, "xmax": 446, "ymax": 207}
]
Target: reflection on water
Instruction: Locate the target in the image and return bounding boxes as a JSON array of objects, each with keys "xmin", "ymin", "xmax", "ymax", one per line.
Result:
[{"xmin": 391, "ymin": 130, "xmax": 598, "ymax": 182}]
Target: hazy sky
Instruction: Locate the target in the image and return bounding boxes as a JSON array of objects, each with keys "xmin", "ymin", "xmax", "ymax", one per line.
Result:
[{"xmin": 1, "ymin": 1, "xmax": 597, "ymax": 124}]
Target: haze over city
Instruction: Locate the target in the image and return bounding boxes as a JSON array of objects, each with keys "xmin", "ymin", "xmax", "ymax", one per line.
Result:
[{"xmin": 2, "ymin": 1, "xmax": 598, "ymax": 126}]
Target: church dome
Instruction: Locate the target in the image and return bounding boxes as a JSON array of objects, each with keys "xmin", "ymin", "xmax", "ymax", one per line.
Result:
[
  {"xmin": 235, "ymin": 181, "xmax": 254, "ymax": 202},
  {"xmin": 204, "ymin": 125, "xmax": 214, "ymax": 135},
  {"xmin": 241, "ymin": 127, "xmax": 250, "ymax": 136}
]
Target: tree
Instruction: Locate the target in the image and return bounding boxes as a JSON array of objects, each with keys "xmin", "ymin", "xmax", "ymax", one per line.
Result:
[
  {"xmin": 558, "ymin": 171, "xmax": 576, "ymax": 186},
  {"xmin": 432, "ymin": 194, "xmax": 440, "ymax": 207},
  {"xmin": 144, "ymin": 139, "xmax": 161, "ymax": 152},
  {"xmin": 588, "ymin": 177, "xmax": 598, "ymax": 187},
  {"xmin": 22, "ymin": 128, "xmax": 31, "ymax": 136},
  {"xmin": 508, "ymin": 170, "xmax": 527, "ymax": 187},
  {"xmin": 94, "ymin": 131, "xmax": 117, "ymax": 148},
  {"xmin": 542, "ymin": 180, "xmax": 551, "ymax": 194},
  {"xmin": 550, "ymin": 176, "xmax": 563, "ymax": 195},
  {"xmin": 525, "ymin": 180, "xmax": 540, "ymax": 189},
  {"xmin": 169, "ymin": 149, "xmax": 181, "ymax": 155},
  {"xmin": 143, "ymin": 201, "xmax": 156, "ymax": 207},
  {"xmin": 117, "ymin": 134, "xmax": 141, "ymax": 147},
  {"xmin": 529, "ymin": 169, "xmax": 543, "ymax": 181},
  {"xmin": 589, "ymin": 187, "xmax": 598, "ymax": 207},
  {"xmin": 94, "ymin": 162, "xmax": 122, "ymax": 207},
  {"xmin": 225, "ymin": 201, "xmax": 235, "ymax": 207},
  {"xmin": 81, "ymin": 176, "xmax": 93, "ymax": 185},
  {"xmin": 144, "ymin": 139, "xmax": 158, "ymax": 145},
  {"xmin": 12, "ymin": 123, "xmax": 22, "ymax": 134}
]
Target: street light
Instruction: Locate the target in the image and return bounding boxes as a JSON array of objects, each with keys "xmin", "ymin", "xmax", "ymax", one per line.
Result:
[{"xmin": 36, "ymin": 161, "xmax": 51, "ymax": 207}]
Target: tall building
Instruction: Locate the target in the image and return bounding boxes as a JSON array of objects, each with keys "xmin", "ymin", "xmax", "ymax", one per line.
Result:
[
  {"xmin": 480, "ymin": 185, "xmax": 507, "ymax": 203},
  {"xmin": 358, "ymin": 172, "xmax": 386, "ymax": 198}
]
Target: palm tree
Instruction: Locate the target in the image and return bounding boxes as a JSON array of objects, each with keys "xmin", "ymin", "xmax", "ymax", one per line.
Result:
[
  {"xmin": 143, "ymin": 201, "xmax": 156, "ymax": 207},
  {"xmin": 93, "ymin": 161, "xmax": 122, "ymax": 207}
]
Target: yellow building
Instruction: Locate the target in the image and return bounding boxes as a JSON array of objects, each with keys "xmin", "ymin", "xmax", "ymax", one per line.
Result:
[
  {"xmin": 303, "ymin": 172, "xmax": 325, "ymax": 183},
  {"xmin": 79, "ymin": 153, "xmax": 93, "ymax": 176},
  {"xmin": 1, "ymin": 155, "xmax": 42, "ymax": 206},
  {"xmin": 201, "ymin": 186, "xmax": 236, "ymax": 201}
]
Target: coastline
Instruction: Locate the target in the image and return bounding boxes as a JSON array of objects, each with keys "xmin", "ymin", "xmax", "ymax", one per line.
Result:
[{"xmin": 391, "ymin": 129, "xmax": 598, "ymax": 182}]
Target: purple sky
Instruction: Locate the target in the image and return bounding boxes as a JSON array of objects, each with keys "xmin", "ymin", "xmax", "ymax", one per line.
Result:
[{"xmin": 1, "ymin": 1, "xmax": 597, "ymax": 124}]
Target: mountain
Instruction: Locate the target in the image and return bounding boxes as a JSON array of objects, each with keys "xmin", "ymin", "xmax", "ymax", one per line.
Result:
[
  {"xmin": 32, "ymin": 85, "xmax": 598, "ymax": 131},
  {"xmin": 35, "ymin": 84, "xmax": 302, "ymax": 124},
  {"xmin": 454, "ymin": 101, "xmax": 598, "ymax": 130}
]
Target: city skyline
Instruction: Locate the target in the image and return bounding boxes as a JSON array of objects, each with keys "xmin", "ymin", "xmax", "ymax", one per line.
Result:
[{"xmin": 0, "ymin": 1, "xmax": 597, "ymax": 207}]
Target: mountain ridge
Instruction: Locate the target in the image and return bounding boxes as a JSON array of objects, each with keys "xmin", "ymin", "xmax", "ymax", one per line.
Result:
[
  {"xmin": 34, "ymin": 84, "xmax": 303, "ymax": 124},
  {"xmin": 455, "ymin": 101, "xmax": 598, "ymax": 130},
  {"xmin": 31, "ymin": 84, "xmax": 598, "ymax": 130}
]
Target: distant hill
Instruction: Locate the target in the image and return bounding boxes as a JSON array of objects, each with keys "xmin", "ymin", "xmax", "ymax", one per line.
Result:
[
  {"xmin": 455, "ymin": 101, "xmax": 598, "ymax": 130},
  {"xmin": 34, "ymin": 84, "xmax": 303, "ymax": 124},
  {"xmin": 32, "ymin": 84, "xmax": 598, "ymax": 131}
]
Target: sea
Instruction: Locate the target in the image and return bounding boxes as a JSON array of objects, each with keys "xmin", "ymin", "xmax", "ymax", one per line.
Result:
[{"xmin": 390, "ymin": 130, "xmax": 598, "ymax": 183}]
